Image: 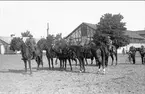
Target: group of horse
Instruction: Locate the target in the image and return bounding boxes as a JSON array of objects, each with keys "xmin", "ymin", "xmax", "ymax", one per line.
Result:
[{"xmin": 9, "ymin": 37, "xmax": 118, "ymax": 74}]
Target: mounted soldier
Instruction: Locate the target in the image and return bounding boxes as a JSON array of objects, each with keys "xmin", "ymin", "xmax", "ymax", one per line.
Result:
[
  {"xmin": 107, "ymin": 36, "xmax": 113, "ymax": 51},
  {"xmin": 25, "ymin": 35, "xmax": 37, "ymax": 59}
]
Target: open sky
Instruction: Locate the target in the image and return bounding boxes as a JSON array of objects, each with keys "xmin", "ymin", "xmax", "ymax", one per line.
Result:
[{"xmin": 0, "ymin": 1, "xmax": 145, "ymax": 38}]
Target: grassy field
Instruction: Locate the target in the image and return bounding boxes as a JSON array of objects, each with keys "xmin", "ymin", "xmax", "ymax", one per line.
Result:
[{"xmin": 0, "ymin": 54, "xmax": 145, "ymax": 94}]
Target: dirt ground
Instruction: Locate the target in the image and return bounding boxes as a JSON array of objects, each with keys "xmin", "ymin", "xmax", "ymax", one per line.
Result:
[{"xmin": 0, "ymin": 54, "xmax": 145, "ymax": 94}]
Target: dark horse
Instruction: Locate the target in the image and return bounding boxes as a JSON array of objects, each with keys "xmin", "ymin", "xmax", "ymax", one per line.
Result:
[
  {"xmin": 52, "ymin": 39, "xmax": 73, "ymax": 71},
  {"xmin": 37, "ymin": 38, "xmax": 55, "ymax": 69},
  {"xmin": 68, "ymin": 45, "xmax": 86, "ymax": 72},
  {"xmin": 83, "ymin": 45, "xmax": 94, "ymax": 65},
  {"xmin": 89, "ymin": 41, "xmax": 106, "ymax": 74},
  {"xmin": 10, "ymin": 37, "xmax": 43, "ymax": 74}
]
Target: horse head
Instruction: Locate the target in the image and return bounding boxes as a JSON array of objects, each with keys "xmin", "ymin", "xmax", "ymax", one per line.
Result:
[{"xmin": 10, "ymin": 37, "xmax": 23, "ymax": 51}]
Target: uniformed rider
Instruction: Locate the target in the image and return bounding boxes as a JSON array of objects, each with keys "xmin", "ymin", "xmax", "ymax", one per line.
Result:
[
  {"xmin": 107, "ymin": 36, "xmax": 113, "ymax": 51},
  {"xmin": 25, "ymin": 35, "xmax": 37, "ymax": 59}
]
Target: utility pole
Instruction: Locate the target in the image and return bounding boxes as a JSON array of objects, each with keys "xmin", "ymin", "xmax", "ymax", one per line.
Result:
[{"xmin": 47, "ymin": 23, "xmax": 49, "ymax": 37}]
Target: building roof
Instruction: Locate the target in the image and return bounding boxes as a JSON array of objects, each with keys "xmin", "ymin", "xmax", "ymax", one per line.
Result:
[
  {"xmin": 134, "ymin": 30, "xmax": 145, "ymax": 35},
  {"xmin": 83, "ymin": 22, "xmax": 97, "ymax": 30},
  {"xmin": 0, "ymin": 36, "xmax": 13, "ymax": 44},
  {"xmin": 65, "ymin": 22, "xmax": 97, "ymax": 39},
  {"xmin": 124, "ymin": 30, "xmax": 145, "ymax": 39}
]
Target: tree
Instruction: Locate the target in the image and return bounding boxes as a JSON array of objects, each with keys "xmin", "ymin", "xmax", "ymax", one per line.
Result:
[
  {"xmin": 93, "ymin": 13, "xmax": 130, "ymax": 49},
  {"xmin": 21, "ymin": 30, "xmax": 33, "ymax": 37}
]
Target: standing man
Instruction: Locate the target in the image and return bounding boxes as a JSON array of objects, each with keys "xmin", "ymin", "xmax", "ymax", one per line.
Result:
[{"xmin": 122, "ymin": 48, "xmax": 125, "ymax": 55}]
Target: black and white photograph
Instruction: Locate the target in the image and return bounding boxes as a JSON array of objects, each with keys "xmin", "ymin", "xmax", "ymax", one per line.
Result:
[{"xmin": 0, "ymin": 1, "xmax": 145, "ymax": 94}]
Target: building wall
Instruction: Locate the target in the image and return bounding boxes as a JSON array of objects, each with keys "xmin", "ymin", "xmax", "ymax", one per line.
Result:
[
  {"xmin": 66, "ymin": 24, "xmax": 95, "ymax": 45},
  {"xmin": 0, "ymin": 39, "xmax": 15, "ymax": 54},
  {"xmin": 0, "ymin": 44, "xmax": 5, "ymax": 54}
]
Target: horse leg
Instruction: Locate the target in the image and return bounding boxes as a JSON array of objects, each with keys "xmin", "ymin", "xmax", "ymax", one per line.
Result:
[
  {"xmin": 91, "ymin": 57, "xmax": 94, "ymax": 64},
  {"xmin": 102, "ymin": 66, "xmax": 106, "ymax": 75},
  {"xmin": 60, "ymin": 59, "xmax": 64, "ymax": 70},
  {"xmin": 68, "ymin": 59, "xmax": 72, "ymax": 71},
  {"xmin": 96, "ymin": 55, "xmax": 102, "ymax": 74},
  {"xmin": 61, "ymin": 59, "xmax": 64, "ymax": 69},
  {"xmin": 35, "ymin": 57, "xmax": 40, "ymax": 70},
  {"xmin": 40, "ymin": 55, "xmax": 43, "ymax": 68},
  {"xmin": 110, "ymin": 54, "xmax": 114, "ymax": 65},
  {"xmin": 74, "ymin": 58, "xmax": 77, "ymax": 66},
  {"xmin": 106, "ymin": 54, "xmax": 110, "ymax": 67},
  {"xmin": 94, "ymin": 56, "xmax": 99, "ymax": 66},
  {"xmin": 55, "ymin": 58, "xmax": 58, "ymax": 65},
  {"xmin": 78, "ymin": 58, "xmax": 82, "ymax": 72},
  {"xmin": 97, "ymin": 61, "xmax": 101, "ymax": 74},
  {"xmin": 28, "ymin": 60, "xmax": 32, "ymax": 74},
  {"xmin": 102, "ymin": 50, "xmax": 106, "ymax": 74},
  {"xmin": 82, "ymin": 58, "xmax": 85, "ymax": 72},
  {"xmin": 85, "ymin": 58, "xmax": 88, "ymax": 66},
  {"xmin": 51, "ymin": 58, "xmax": 54, "ymax": 69},
  {"xmin": 64, "ymin": 59, "xmax": 67, "ymax": 70},
  {"xmin": 48, "ymin": 59, "xmax": 51, "ymax": 69},
  {"xmin": 23, "ymin": 60, "xmax": 27, "ymax": 72},
  {"xmin": 141, "ymin": 56, "xmax": 143, "ymax": 64},
  {"xmin": 115, "ymin": 53, "xmax": 118, "ymax": 65},
  {"xmin": 59, "ymin": 59, "xmax": 62, "ymax": 70},
  {"xmin": 37, "ymin": 56, "xmax": 42, "ymax": 70},
  {"xmin": 102, "ymin": 57, "xmax": 106, "ymax": 75}
]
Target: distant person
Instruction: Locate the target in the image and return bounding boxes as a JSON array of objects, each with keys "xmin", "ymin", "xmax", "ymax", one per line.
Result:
[
  {"xmin": 141, "ymin": 45, "xmax": 144, "ymax": 49},
  {"xmin": 122, "ymin": 48, "xmax": 125, "ymax": 55}
]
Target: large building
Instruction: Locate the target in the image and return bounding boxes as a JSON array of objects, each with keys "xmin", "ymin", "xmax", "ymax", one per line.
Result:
[
  {"xmin": 65, "ymin": 22, "xmax": 145, "ymax": 53},
  {"xmin": 65, "ymin": 22, "xmax": 97, "ymax": 45}
]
